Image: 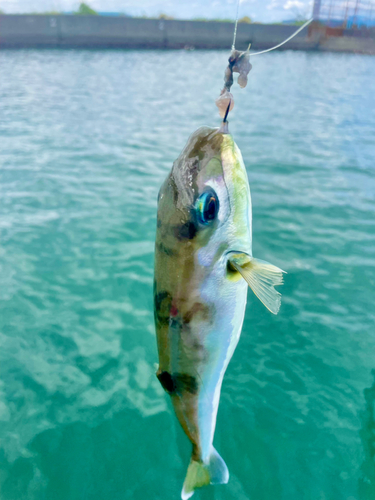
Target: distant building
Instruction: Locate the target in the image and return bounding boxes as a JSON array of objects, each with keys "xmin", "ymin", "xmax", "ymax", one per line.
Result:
[{"xmin": 313, "ymin": 0, "xmax": 375, "ymax": 28}]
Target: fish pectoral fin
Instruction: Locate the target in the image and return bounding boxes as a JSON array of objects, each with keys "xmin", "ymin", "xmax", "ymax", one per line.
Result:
[{"xmin": 228, "ymin": 253, "xmax": 285, "ymax": 315}]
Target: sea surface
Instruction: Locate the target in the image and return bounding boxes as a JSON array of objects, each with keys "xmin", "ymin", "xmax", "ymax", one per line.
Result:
[{"xmin": 1, "ymin": 49, "xmax": 375, "ymax": 500}]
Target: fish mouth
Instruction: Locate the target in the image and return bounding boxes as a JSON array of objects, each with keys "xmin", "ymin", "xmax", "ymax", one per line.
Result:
[
  {"xmin": 218, "ymin": 101, "xmax": 231, "ymax": 135},
  {"xmin": 218, "ymin": 122, "xmax": 229, "ymax": 134}
]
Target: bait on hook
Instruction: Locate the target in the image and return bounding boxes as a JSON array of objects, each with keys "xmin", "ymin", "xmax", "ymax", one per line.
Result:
[{"xmin": 216, "ymin": 17, "xmax": 313, "ymax": 121}]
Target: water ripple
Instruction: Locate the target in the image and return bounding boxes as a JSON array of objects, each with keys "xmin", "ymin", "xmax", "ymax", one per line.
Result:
[{"xmin": 1, "ymin": 49, "xmax": 374, "ymax": 500}]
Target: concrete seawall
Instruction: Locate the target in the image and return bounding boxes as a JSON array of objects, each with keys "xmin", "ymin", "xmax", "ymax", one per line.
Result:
[
  {"xmin": 0, "ymin": 15, "xmax": 316, "ymax": 50},
  {"xmin": 1, "ymin": 15, "xmax": 374, "ymax": 53}
]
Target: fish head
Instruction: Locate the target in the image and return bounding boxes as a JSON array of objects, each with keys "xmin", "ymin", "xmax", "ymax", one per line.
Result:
[{"xmin": 157, "ymin": 126, "xmax": 252, "ymax": 261}]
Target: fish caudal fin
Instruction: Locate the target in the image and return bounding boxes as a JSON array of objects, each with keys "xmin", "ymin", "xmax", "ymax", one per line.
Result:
[
  {"xmin": 181, "ymin": 447, "xmax": 229, "ymax": 500},
  {"xmin": 229, "ymin": 253, "xmax": 285, "ymax": 315}
]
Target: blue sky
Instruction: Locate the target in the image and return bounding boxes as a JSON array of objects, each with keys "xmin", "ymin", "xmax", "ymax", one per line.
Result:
[{"xmin": 1, "ymin": 0, "xmax": 314, "ymax": 23}]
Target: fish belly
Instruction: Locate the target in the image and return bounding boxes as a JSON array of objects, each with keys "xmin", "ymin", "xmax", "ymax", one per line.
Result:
[
  {"xmin": 165, "ymin": 279, "xmax": 247, "ymax": 462},
  {"xmin": 196, "ymin": 278, "xmax": 248, "ymax": 462}
]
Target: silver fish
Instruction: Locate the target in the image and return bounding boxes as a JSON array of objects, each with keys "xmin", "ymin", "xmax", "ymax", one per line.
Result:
[{"xmin": 154, "ymin": 125, "xmax": 284, "ymax": 499}]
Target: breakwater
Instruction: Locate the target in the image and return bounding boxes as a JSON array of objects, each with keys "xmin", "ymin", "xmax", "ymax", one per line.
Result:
[
  {"xmin": 0, "ymin": 15, "xmax": 313, "ymax": 50},
  {"xmin": 0, "ymin": 15, "xmax": 374, "ymax": 53}
]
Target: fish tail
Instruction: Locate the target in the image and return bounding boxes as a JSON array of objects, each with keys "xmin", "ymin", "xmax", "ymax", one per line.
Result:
[{"xmin": 181, "ymin": 447, "xmax": 229, "ymax": 500}]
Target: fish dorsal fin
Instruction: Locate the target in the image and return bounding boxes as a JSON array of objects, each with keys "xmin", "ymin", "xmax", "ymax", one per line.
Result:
[{"xmin": 228, "ymin": 253, "xmax": 285, "ymax": 315}]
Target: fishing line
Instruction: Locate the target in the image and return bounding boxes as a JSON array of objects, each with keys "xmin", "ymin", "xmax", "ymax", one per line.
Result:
[
  {"xmin": 250, "ymin": 18, "xmax": 313, "ymax": 56},
  {"xmin": 232, "ymin": 0, "xmax": 241, "ymax": 50}
]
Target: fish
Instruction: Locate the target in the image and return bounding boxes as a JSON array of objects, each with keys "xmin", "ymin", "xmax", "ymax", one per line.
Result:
[{"xmin": 153, "ymin": 122, "xmax": 284, "ymax": 499}]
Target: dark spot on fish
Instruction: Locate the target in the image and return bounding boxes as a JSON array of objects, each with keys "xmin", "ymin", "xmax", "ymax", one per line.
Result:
[
  {"xmin": 188, "ymin": 131, "xmax": 223, "ymax": 161},
  {"xmin": 154, "ymin": 290, "xmax": 172, "ymax": 326},
  {"xmin": 176, "ymin": 221, "xmax": 197, "ymax": 240},
  {"xmin": 174, "ymin": 373, "xmax": 198, "ymax": 395},
  {"xmin": 157, "ymin": 218, "xmax": 162, "ymax": 228},
  {"xmin": 156, "ymin": 241, "xmax": 176, "ymax": 257},
  {"xmin": 157, "ymin": 371, "xmax": 198, "ymax": 395},
  {"xmin": 157, "ymin": 371, "xmax": 176, "ymax": 393},
  {"xmin": 183, "ymin": 302, "xmax": 211, "ymax": 324},
  {"xmin": 192, "ymin": 340, "xmax": 205, "ymax": 353},
  {"xmin": 169, "ymin": 176, "xmax": 179, "ymax": 204},
  {"xmin": 154, "ymin": 291, "xmax": 170, "ymax": 309}
]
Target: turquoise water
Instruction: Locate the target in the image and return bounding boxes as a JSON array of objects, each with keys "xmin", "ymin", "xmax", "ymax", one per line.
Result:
[{"xmin": 1, "ymin": 49, "xmax": 375, "ymax": 500}]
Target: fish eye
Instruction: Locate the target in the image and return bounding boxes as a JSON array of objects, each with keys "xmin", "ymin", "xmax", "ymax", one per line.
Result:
[{"xmin": 196, "ymin": 190, "xmax": 219, "ymax": 225}]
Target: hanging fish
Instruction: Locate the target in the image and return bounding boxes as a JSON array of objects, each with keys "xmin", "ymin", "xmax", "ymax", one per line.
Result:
[
  {"xmin": 154, "ymin": 93, "xmax": 284, "ymax": 500},
  {"xmin": 152, "ymin": 17, "xmax": 319, "ymax": 498}
]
